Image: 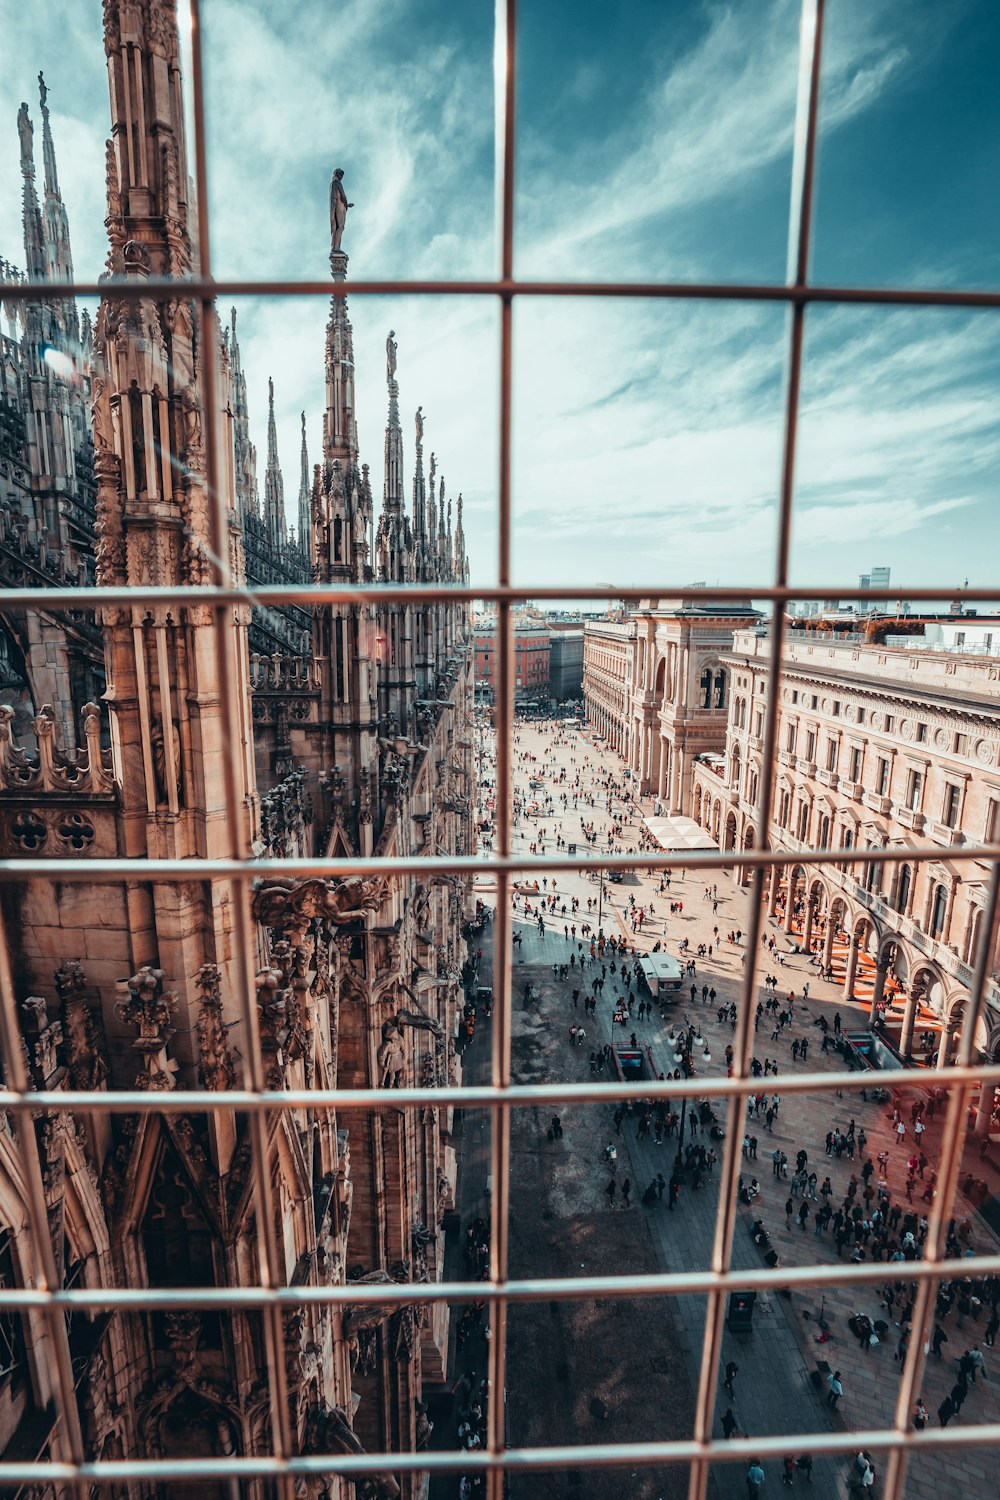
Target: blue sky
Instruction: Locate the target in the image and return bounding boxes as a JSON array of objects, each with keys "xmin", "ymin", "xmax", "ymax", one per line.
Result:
[{"xmin": 1, "ymin": 0, "xmax": 999, "ymax": 596}]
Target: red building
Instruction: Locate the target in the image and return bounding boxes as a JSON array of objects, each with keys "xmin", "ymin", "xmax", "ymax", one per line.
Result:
[{"xmin": 474, "ymin": 624, "xmax": 551, "ymax": 702}]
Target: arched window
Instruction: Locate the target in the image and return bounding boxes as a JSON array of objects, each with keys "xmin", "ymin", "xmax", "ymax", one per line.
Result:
[
  {"xmin": 896, "ymin": 864, "xmax": 911, "ymax": 915},
  {"xmin": 730, "ymin": 745, "xmax": 741, "ymax": 790},
  {"xmin": 797, "ymin": 801, "xmax": 810, "ymax": 842},
  {"xmin": 930, "ymin": 883, "xmax": 948, "ymax": 939},
  {"xmin": 818, "ymin": 814, "xmax": 830, "ymax": 847}
]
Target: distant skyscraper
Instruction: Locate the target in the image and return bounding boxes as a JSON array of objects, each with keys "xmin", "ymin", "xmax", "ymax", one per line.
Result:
[{"xmin": 860, "ymin": 565, "xmax": 890, "ymax": 610}]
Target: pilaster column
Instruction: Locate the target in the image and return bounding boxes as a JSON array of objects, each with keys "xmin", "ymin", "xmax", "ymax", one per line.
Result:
[
  {"xmin": 768, "ymin": 867, "xmax": 781, "ymax": 917},
  {"xmin": 843, "ymin": 937, "xmax": 858, "ymax": 1000},
  {"xmin": 936, "ymin": 1021, "xmax": 956, "ymax": 1071},
  {"xmin": 802, "ymin": 899, "xmax": 815, "ymax": 952},
  {"xmin": 943, "ymin": 877, "xmax": 961, "ymax": 946}
]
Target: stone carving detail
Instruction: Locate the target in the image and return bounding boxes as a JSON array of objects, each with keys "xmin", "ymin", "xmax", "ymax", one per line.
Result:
[
  {"xmin": 0, "ymin": 701, "xmax": 112, "ymax": 794},
  {"xmin": 21, "ymin": 996, "xmax": 63, "ymax": 1087},
  {"xmin": 258, "ymin": 769, "xmax": 313, "ymax": 858},
  {"xmin": 114, "ymin": 966, "xmax": 178, "ymax": 1090},
  {"xmin": 194, "ymin": 964, "xmax": 236, "ymax": 1091},
  {"xmin": 55, "ymin": 962, "xmax": 108, "ymax": 1091},
  {"xmin": 255, "ymin": 966, "xmax": 288, "ymax": 1088},
  {"xmin": 303, "ymin": 1403, "xmax": 401, "ymax": 1500},
  {"xmin": 252, "ymin": 876, "xmax": 388, "ymax": 939}
]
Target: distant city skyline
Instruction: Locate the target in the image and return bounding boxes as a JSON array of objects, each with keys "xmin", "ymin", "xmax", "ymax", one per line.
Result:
[{"xmin": 2, "ymin": 0, "xmax": 999, "ymax": 591}]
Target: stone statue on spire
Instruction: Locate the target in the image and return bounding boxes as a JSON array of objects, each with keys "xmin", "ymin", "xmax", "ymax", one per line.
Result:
[
  {"xmin": 415, "ymin": 405, "xmax": 424, "ymax": 446},
  {"xmin": 386, "ymin": 330, "xmax": 397, "ymax": 384},
  {"xmin": 17, "ymin": 103, "xmax": 34, "ymax": 177},
  {"xmin": 329, "ymin": 167, "xmax": 353, "ymax": 253}
]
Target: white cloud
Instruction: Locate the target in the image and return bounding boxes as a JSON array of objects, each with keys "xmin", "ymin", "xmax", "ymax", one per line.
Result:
[{"xmin": 2, "ymin": 0, "xmax": 993, "ymax": 598}]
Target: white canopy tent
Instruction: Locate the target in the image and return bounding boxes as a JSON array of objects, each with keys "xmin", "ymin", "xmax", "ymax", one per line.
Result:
[{"xmin": 642, "ymin": 814, "xmax": 717, "ymax": 852}]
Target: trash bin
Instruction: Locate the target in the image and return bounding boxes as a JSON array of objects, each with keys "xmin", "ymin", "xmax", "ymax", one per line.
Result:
[{"xmin": 726, "ymin": 1290, "xmax": 757, "ymax": 1330}]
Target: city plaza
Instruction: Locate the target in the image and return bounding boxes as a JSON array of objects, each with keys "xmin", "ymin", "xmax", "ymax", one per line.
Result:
[{"xmin": 473, "ymin": 713, "xmax": 1000, "ymax": 1500}]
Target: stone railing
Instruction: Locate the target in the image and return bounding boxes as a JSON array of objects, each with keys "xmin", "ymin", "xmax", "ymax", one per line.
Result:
[
  {"xmin": 250, "ymin": 652, "xmax": 318, "ymax": 692},
  {"xmin": 0, "ymin": 702, "xmax": 112, "ymax": 795}
]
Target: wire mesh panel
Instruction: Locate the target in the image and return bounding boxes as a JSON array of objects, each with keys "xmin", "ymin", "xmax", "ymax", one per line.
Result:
[{"xmin": 0, "ymin": 1, "xmax": 999, "ymax": 1499}]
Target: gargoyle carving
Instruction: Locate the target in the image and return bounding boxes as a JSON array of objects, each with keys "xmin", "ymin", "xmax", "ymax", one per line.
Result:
[{"xmin": 251, "ymin": 876, "xmax": 388, "ymax": 936}]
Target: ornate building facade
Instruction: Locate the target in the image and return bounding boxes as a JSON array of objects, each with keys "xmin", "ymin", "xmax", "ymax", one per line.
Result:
[
  {"xmin": 689, "ymin": 629, "xmax": 1000, "ymax": 1106},
  {"xmin": 0, "ymin": 2, "xmax": 475, "ymax": 1494},
  {"xmin": 583, "ymin": 599, "xmax": 759, "ymax": 810}
]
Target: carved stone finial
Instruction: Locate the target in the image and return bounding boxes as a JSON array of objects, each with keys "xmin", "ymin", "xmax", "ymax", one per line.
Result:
[
  {"xmin": 115, "ymin": 966, "xmax": 178, "ymax": 1090},
  {"xmin": 195, "ymin": 964, "xmax": 236, "ymax": 1091}
]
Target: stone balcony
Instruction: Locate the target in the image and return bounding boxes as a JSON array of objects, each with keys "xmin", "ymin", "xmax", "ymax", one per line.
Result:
[
  {"xmin": 795, "ymin": 757, "xmax": 817, "ymax": 777},
  {"xmin": 894, "ymin": 806, "xmax": 926, "ymax": 833},
  {"xmin": 863, "ymin": 790, "xmax": 891, "ymax": 816},
  {"xmin": 816, "ymin": 769, "xmax": 839, "ymax": 789},
  {"xmin": 838, "ymin": 779, "xmax": 863, "ymax": 801},
  {"xmin": 929, "ymin": 820, "xmax": 963, "ymax": 848}
]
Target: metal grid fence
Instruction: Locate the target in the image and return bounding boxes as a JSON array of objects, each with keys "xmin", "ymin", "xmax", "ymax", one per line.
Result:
[{"xmin": 1, "ymin": 0, "xmax": 1000, "ymax": 1495}]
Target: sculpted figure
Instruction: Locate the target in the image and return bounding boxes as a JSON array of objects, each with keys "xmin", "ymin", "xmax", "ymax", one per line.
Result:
[
  {"xmin": 252, "ymin": 875, "xmax": 388, "ymax": 932},
  {"xmin": 329, "ymin": 167, "xmax": 353, "ymax": 252}
]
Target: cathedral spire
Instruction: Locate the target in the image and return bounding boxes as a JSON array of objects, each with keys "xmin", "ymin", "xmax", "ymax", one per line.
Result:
[
  {"xmin": 17, "ymin": 102, "xmax": 45, "ymax": 282},
  {"xmin": 412, "ymin": 405, "xmax": 428, "ymax": 573},
  {"xmin": 37, "ymin": 73, "xmax": 74, "ymax": 286},
  {"xmin": 427, "ymin": 452, "xmax": 438, "ymax": 574},
  {"xmin": 454, "ymin": 492, "xmax": 467, "ymax": 581},
  {"xmin": 263, "ymin": 376, "xmax": 287, "ymax": 549},
  {"xmin": 230, "ymin": 308, "xmax": 259, "ymax": 518},
  {"xmin": 437, "ymin": 475, "xmax": 448, "ymax": 569},
  {"xmin": 322, "ymin": 250, "xmax": 357, "ymax": 468},
  {"xmin": 103, "ymin": 0, "xmax": 190, "ymax": 275},
  {"xmin": 383, "ymin": 330, "xmax": 403, "ymax": 512},
  {"xmin": 298, "ymin": 411, "xmax": 311, "ymax": 559}
]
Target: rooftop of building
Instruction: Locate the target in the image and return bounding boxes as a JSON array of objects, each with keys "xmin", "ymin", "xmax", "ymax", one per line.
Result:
[{"xmin": 726, "ymin": 627, "xmax": 1000, "ymax": 714}]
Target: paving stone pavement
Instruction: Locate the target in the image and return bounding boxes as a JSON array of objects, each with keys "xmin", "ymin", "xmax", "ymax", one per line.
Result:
[{"xmin": 482, "ymin": 719, "xmax": 1000, "ymax": 1500}]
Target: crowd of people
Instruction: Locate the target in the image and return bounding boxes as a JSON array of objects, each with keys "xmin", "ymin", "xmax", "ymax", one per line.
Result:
[{"xmin": 464, "ymin": 711, "xmax": 1000, "ymax": 1496}]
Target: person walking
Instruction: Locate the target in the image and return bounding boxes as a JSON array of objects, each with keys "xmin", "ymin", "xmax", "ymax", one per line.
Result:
[
  {"xmin": 605, "ymin": 1178, "xmax": 616, "ymax": 1209},
  {"xmin": 938, "ymin": 1394, "xmax": 957, "ymax": 1427},
  {"xmin": 746, "ymin": 1459, "xmax": 765, "ymax": 1500},
  {"xmin": 721, "ymin": 1407, "xmax": 739, "ymax": 1440},
  {"xmin": 827, "ymin": 1370, "xmax": 844, "ymax": 1407},
  {"xmin": 621, "ymin": 1177, "xmax": 632, "ymax": 1208},
  {"xmin": 724, "ymin": 1360, "xmax": 739, "ymax": 1398},
  {"xmin": 913, "ymin": 1398, "xmax": 928, "ymax": 1431}
]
